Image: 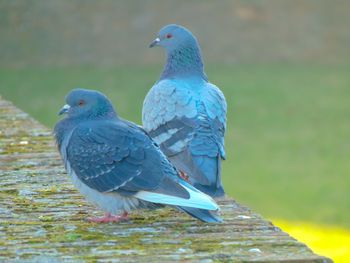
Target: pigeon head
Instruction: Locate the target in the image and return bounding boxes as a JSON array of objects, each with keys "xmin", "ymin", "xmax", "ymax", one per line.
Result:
[
  {"xmin": 150, "ymin": 24, "xmax": 207, "ymax": 80},
  {"xmin": 58, "ymin": 88, "xmax": 116, "ymax": 119},
  {"xmin": 149, "ymin": 24, "xmax": 197, "ymax": 51}
]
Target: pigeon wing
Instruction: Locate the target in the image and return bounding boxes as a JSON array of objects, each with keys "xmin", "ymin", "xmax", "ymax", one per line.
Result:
[
  {"xmin": 65, "ymin": 119, "xmax": 218, "ymax": 210},
  {"xmin": 143, "ymin": 79, "xmax": 226, "ymax": 160},
  {"xmin": 66, "ymin": 120, "xmax": 164, "ymax": 193}
]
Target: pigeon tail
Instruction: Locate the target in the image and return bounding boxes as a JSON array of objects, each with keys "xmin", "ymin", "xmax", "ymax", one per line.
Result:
[
  {"xmin": 190, "ymin": 154, "xmax": 225, "ymax": 198},
  {"xmin": 177, "ymin": 206, "xmax": 222, "ymax": 223},
  {"xmin": 134, "ymin": 179, "xmax": 219, "ymax": 211},
  {"xmin": 193, "ymin": 183, "xmax": 225, "ymax": 198}
]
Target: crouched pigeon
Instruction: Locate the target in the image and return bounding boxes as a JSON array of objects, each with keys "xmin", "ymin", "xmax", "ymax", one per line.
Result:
[
  {"xmin": 143, "ymin": 24, "xmax": 227, "ymax": 197},
  {"xmin": 54, "ymin": 88, "xmax": 221, "ymax": 223}
]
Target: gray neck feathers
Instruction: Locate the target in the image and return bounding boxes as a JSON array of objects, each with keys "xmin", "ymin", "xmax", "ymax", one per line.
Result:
[{"xmin": 160, "ymin": 43, "xmax": 207, "ymax": 80}]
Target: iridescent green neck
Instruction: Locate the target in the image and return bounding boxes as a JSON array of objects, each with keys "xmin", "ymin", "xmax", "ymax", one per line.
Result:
[{"xmin": 160, "ymin": 44, "xmax": 207, "ymax": 80}]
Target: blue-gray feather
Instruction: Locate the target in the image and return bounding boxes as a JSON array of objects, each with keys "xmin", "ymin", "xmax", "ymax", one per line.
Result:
[
  {"xmin": 54, "ymin": 88, "xmax": 221, "ymax": 222},
  {"xmin": 177, "ymin": 207, "xmax": 222, "ymax": 223}
]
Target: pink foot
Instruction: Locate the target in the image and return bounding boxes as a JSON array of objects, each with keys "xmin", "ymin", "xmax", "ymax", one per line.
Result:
[
  {"xmin": 179, "ymin": 171, "xmax": 190, "ymax": 182},
  {"xmin": 87, "ymin": 212, "xmax": 129, "ymax": 223}
]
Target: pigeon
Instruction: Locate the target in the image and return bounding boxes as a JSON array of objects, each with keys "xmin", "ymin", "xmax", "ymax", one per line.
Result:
[
  {"xmin": 143, "ymin": 24, "xmax": 227, "ymax": 198},
  {"xmin": 54, "ymin": 88, "xmax": 221, "ymax": 223}
]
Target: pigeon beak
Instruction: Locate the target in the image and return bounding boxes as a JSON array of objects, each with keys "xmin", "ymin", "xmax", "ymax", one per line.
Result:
[
  {"xmin": 149, "ymin": 37, "xmax": 160, "ymax": 48},
  {"xmin": 58, "ymin": 104, "xmax": 70, "ymax": 115}
]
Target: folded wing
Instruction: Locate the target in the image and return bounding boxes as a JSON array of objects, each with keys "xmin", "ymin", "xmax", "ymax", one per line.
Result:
[{"xmin": 66, "ymin": 119, "xmax": 218, "ymax": 211}]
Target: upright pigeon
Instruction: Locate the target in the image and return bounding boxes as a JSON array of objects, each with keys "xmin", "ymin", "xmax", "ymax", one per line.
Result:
[
  {"xmin": 143, "ymin": 24, "xmax": 227, "ymax": 197},
  {"xmin": 54, "ymin": 88, "xmax": 221, "ymax": 223}
]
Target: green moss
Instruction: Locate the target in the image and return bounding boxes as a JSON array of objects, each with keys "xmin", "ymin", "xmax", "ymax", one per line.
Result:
[
  {"xmin": 0, "ymin": 189, "xmax": 18, "ymax": 195},
  {"xmin": 38, "ymin": 215, "xmax": 54, "ymax": 222}
]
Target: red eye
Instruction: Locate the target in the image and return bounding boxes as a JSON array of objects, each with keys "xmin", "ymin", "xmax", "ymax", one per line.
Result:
[
  {"xmin": 78, "ymin": 100, "xmax": 85, "ymax": 106},
  {"xmin": 166, "ymin": 33, "xmax": 172, "ymax": 39}
]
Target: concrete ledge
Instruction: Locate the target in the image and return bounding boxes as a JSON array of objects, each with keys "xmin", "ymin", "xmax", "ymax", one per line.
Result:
[{"xmin": 0, "ymin": 96, "xmax": 332, "ymax": 262}]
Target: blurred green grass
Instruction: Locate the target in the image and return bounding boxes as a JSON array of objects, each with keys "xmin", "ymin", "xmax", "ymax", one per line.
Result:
[{"xmin": 1, "ymin": 64, "xmax": 349, "ymax": 228}]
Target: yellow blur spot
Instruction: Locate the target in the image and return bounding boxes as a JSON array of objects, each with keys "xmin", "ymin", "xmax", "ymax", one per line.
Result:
[{"xmin": 272, "ymin": 219, "xmax": 350, "ymax": 263}]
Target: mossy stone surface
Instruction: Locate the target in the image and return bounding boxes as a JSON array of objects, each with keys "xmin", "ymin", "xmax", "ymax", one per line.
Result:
[{"xmin": 0, "ymin": 97, "xmax": 332, "ymax": 262}]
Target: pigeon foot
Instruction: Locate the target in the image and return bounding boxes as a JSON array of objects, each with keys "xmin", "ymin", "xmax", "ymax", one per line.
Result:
[
  {"xmin": 179, "ymin": 171, "xmax": 190, "ymax": 182},
  {"xmin": 87, "ymin": 212, "xmax": 129, "ymax": 223}
]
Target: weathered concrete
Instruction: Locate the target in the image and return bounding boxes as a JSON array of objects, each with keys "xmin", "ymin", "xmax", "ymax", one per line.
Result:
[{"xmin": 0, "ymin": 96, "xmax": 331, "ymax": 262}]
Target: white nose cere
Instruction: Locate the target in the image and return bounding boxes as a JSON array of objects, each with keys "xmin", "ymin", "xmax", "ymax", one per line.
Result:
[
  {"xmin": 62, "ymin": 104, "xmax": 70, "ymax": 111},
  {"xmin": 58, "ymin": 104, "xmax": 71, "ymax": 115},
  {"xmin": 149, "ymin": 37, "xmax": 161, "ymax": 48}
]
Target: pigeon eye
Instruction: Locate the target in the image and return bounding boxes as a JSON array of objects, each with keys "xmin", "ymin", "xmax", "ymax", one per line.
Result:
[
  {"xmin": 166, "ymin": 33, "xmax": 172, "ymax": 39},
  {"xmin": 78, "ymin": 100, "xmax": 85, "ymax": 106}
]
